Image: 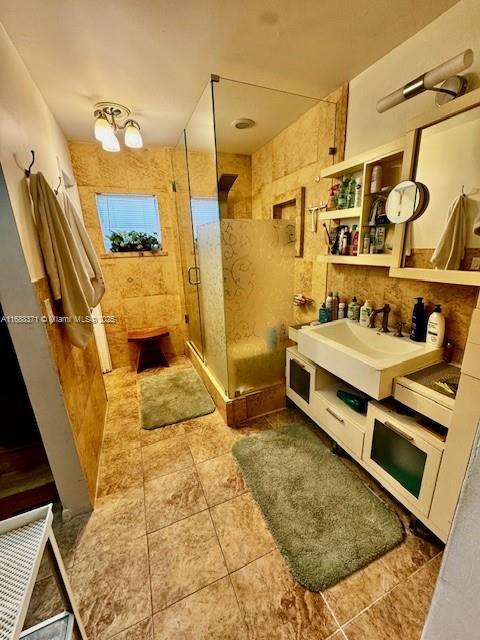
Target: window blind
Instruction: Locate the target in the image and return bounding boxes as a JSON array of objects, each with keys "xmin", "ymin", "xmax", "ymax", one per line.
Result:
[{"xmin": 96, "ymin": 193, "xmax": 161, "ymax": 249}]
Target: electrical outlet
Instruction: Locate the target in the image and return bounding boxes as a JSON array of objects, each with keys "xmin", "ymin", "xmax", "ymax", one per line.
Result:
[{"xmin": 471, "ymin": 257, "xmax": 480, "ymax": 271}]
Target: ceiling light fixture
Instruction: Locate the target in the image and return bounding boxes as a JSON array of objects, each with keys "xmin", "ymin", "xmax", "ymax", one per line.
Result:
[{"xmin": 93, "ymin": 102, "xmax": 143, "ymax": 151}]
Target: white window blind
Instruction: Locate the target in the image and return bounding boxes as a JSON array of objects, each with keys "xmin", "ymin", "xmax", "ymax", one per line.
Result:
[
  {"xmin": 96, "ymin": 193, "xmax": 161, "ymax": 249},
  {"xmin": 190, "ymin": 197, "xmax": 219, "ymax": 239}
]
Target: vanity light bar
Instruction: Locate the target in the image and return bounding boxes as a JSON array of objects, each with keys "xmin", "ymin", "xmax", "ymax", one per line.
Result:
[{"xmin": 376, "ymin": 49, "xmax": 473, "ymax": 113}]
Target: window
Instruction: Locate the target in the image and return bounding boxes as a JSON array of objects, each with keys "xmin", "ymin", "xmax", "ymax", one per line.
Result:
[
  {"xmin": 96, "ymin": 193, "xmax": 161, "ymax": 251},
  {"xmin": 190, "ymin": 197, "xmax": 219, "ymax": 240}
]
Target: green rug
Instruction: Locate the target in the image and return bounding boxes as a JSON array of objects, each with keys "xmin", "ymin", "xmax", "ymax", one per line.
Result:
[
  {"xmin": 140, "ymin": 368, "xmax": 215, "ymax": 430},
  {"xmin": 232, "ymin": 423, "xmax": 404, "ymax": 591}
]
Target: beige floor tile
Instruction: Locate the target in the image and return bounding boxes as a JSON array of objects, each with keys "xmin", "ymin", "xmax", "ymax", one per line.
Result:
[
  {"xmin": 186, "ymin": 421, "xmax": 239, "ymax": 463},
  {"xmin": 141, "ymin": 435, "xmax": 193, "ymax": 481},
  {"xmin": 110, "ymin": 617, "xmax": 153, "ymax": 639},
  {"xmin": 70, "ymin": 537, "xmax": 151, "ymax": 640},
  {"xmin": 343, "ymin": 554, "xmax": 442, "ymax": 640},
  {"xmin": 265, "ymin": 407, "xmax": 313, "ymax": 428},
  {"xmin": 148, "ymin": 510, "xmax": 227, "ymax": 612},
  {"xmin": 96, "ymin": 447, "xmax": 143, "ymax": 499},
  {"xmin": 74, "ymin": 486, "xmax": 146, "ymax": 564},
  {"xmin": 181, "ymin": 409, "xmax": 225, "ymax": 433},
  {"xmin": 233, "ymin": 416, "xmax": 273, "ymax": 438},
  {"xmin": 145, "ymin": 467, "xmax": 207, "ymax": 532},
  {"xmin": 196, "ymin": 453, "xmax": 247, "ymax": 507},
  {"xmin": 210, "ymin": 493, "xmax": 275, "ymax": 572},
  {"xmin": 231, "ymin": 550, "xmax": 339, "ymax": 640},
  {"xmin": 153, "ymin": 577, "xmax": 247, "ymax": 640},
  {"xmin": 24, "ymin": 577, "xmax": 64, "ymax": 628},
  {"xmin": 140, "ymin": 422, "xmax": 186, "ymax": 447},
  {"xmin": 38, "ymin": 510, "xmax": 90, "ymax": 580}
]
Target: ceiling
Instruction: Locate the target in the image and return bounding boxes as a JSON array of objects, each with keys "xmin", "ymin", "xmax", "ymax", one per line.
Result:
[{"xmin": 0, "ymin": 0, "xmax": 459, "ymax": 148}]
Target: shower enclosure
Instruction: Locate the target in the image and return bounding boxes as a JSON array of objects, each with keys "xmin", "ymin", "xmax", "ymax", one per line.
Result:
[{"xmin": 174, "ymin": 77, "xmax": 336, "ymax": 399}]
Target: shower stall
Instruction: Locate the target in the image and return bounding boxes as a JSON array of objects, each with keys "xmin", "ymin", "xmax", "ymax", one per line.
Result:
[{"xmin": 173, "ymin": 77, "xmax": 337, "ymax": 406}]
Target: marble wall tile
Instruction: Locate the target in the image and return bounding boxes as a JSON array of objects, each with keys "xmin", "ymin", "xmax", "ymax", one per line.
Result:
[
  {"xmin": 152, "ymin": 577, "xmax": 247, "ymax": 640},
  {"xmin": 147, "ymin": 510, "xmax": 227, "ymax": 612}
]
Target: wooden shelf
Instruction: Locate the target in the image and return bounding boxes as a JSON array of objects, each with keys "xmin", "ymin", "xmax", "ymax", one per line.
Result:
[
  {"xmin": 320, "ymin": 138, "xmax": 405, "ymax": 180},
  {"xmin": 389, "ymin": 267, "xmax": 480, "ymax": 286},
  {"xmin": 317, "ymin": 253, "xmax": 393, "ymax": 267},
  {"xmin": 318, "ymin": 207, "xmax": 361, "ymax": 221}
]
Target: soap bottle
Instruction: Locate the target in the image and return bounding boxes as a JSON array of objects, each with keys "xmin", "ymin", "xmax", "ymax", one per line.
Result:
[
  {"xmin": 426, "ymin": 304, "xmax": 445, "ymax": 347},
  {"xmin": 410, "ymin": 297, "xmax": 426, "ymax": 342},
  {"xmin": 319, "ymin": 303, "xmax": 329, "ymax": 324},
  {"xmin": 347, "ymin": 296, "xmax": 360, "ymax": 321},
  {"xmin": 359, "ymin": 300, "xmax": 373, "ymax": 327},
  {"xmin": 326, "ymin": 292, "xmax": 334, "ymax": 321}
]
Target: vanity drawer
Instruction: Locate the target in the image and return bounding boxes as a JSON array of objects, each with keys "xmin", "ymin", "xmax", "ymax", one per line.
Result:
[
  {"xmin": 313, "ymin": 392, "xmax": 365, "ymax": 458},
  {"xmin": 286, "ymin": 347, "xmax": 316, "ymax": 413}
]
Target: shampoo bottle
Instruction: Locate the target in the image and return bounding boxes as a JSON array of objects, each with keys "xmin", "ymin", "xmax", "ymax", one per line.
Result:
[
  {"xmin": 359, "ymin": 300, "xmax": 373, "ymax": 327},
  {"xmin": 410, "ymin": 297, "xmax": 426, "ymax": 342},
  {"xmin": 326, "ymin": 292, "xmax": 334, "ymax": 321},
  {"xmin": 426, "ymin": 304, "xmax": 445, "ymax": 347},
  {"xmin": 319, "ymin": 303, "xmax": 329, "ymax": 324},
  {"xmin": 347, "ymin": 296, "xmax": 360, "ymax": 321}
]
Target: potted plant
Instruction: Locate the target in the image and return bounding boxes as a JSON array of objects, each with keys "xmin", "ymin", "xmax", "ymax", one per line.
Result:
[{"xmin": 107, "ymin": 230, "xmax": 161, "ymax": 253}]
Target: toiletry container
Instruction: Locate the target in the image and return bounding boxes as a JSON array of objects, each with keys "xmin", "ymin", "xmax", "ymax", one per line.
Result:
[
  {"xmin": 326, "ymin": 292, "xmax": 333, "ymax": 321},
  {"xmin": 332, "ymin": 292, "xmax": 339, "ymax": 321},
  {"xmin": 354, "ymin": 179, "xmax": 362, "ymax": 207},
  {"xmin": 362, "ymin": 233, "xmax": 370, "ymax": 254},
  {"xmin": 410, "ymin": 297, "xmax": 426, "ymax": 342},
  {"xmin": 319, "ymin": 303, "xmax": 329, "ymax": 323},
  {"xmin": 351, "ymin": 225, "xmax": 359, "ymax": 255},
  {"xmin": 370, "ymin": 165, "xmax": 382, "ymax": 193},
  {"xmin": 359, "ymin": 300, "xmax": 373, "ymax": 327},
  {"xmin": 347, "ymin": 178, "xmax": 356, "ymax": 208},
  {"xmin": 347, "ymin": 296, "xmax": 360, "ymax": 321},
  {"xmin": 426, "ymin": 304, "xmax": 445, "ymax": 347},
  {"xmin": 338, "ymin": 302, "xmax": 346, "ymax": 319},
  {"xmin": 375, "ymin": 226, "xmax": 386, "ymax": 253}
]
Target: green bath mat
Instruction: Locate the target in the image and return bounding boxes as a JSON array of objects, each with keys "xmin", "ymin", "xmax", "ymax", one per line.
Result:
[
  {"xmin": 232, "ymin": 423, "xmax": 404, "ymax": 591},
  {"xmin": 140, "ymin": 368, "xmax": 215, "ymax": 430}
]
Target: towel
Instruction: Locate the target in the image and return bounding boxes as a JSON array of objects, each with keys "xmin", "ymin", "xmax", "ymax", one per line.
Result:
[
  {"xmin": 28, "ymin": 172, "xmax": 93, "ymax": 348},
  {"xmin": 62, "ymin": 193, "xmax": 105, "ymax": 307},
  {"xmin": 430, "ymin": 194, "xmax": 468, "ymax": 270}
]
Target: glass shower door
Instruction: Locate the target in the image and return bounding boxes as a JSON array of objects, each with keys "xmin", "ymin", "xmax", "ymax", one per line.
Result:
[{"xmin": 173, "ymin": 132, "xmax": 205, "ymax": 358}]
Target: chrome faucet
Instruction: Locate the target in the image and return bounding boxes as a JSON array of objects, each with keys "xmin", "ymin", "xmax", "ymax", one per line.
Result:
[{"xmin": 368, "ymin": 303, "xmax": 391, "ymax": 332}]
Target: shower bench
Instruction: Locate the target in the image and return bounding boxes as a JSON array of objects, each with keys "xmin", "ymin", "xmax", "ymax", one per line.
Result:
[{"xmin": 127, "ymin": 326, "xmax": 170, "ymax": 373}]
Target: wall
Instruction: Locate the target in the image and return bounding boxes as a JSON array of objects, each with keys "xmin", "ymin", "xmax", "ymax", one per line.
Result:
[
  {"xmin": 0, "ymin": 24, "xmax": 103, "ymax": 510},
  {"xmin": 346, "ymin": 0, "xmax": 480, "ymax": 157},
  {"xmin": 217, "ymin": 152, "xmax": 252, "ymax": 218},
  {"xmin": 251, "ymin": 86, "xmax": 349, "ymax": 325},
  {"xmin": 69, "ymin": 143, "xmax": 187, "ymax": 368}
]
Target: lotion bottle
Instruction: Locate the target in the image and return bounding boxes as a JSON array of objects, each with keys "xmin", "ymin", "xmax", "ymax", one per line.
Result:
[
  {"xmin": 359, "ymin": 300, "xmax": 373, "ymax": 327},
  {"xmin": 426, "ymin": 304, "xmax": 445, "ymax": 347}
]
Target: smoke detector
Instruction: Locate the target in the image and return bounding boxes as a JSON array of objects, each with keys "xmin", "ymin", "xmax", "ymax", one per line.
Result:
[{"xmin": 232, "ymin": 118, "xmax": 255, "ymax": 130}]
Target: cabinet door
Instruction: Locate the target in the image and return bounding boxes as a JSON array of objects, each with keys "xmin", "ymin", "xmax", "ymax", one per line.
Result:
[
  {"xmin": 364, "ymin": 406, "xmax": 442, "ymax": 516},
  {"xmin": 286, "ymin": 351, "xmax": 315, "ymax": 412}
]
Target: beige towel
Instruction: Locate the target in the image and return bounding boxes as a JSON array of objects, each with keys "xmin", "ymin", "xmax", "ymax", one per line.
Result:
[
  {"xmin": 28, "ymin": 172, "xmax": 93, "ymax": 349},
  {"xmin": 63, "ymin": 194, "xmax": 105, "ymax": 307},
  {"xmin": 430, "ymin": 194, "xmax": 467, "ymax": 270}
]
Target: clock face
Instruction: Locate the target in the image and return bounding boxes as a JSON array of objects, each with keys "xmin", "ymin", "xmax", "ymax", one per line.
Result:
[{"xmin": 386, "ymin": 181, "xmax": 428, "ymax": 223}]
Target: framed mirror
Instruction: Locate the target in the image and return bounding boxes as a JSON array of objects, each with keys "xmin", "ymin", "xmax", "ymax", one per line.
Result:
[{"xmin": 390, "ymin": 87, "xmax": 480, "ymax": 286}]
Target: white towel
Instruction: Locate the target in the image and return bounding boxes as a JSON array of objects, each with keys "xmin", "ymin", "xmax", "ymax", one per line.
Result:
[
  {"xmin": 28, "ymin": 172, "xmax": 93, "ymax": 349},
  {"xmin": 430, "ymin": 194, "xmax": 468, "ymax": 270}
]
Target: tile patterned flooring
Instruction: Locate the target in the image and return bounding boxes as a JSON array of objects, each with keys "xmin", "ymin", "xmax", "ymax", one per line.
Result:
[{"xmin": 25, "ymin": 358, "xmax": 443, "ymax": 639}]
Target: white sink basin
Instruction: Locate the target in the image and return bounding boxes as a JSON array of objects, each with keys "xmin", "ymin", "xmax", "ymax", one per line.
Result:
[{"xmin": 297, "ymin": 319, "xmax": 442, "ymax": 399}]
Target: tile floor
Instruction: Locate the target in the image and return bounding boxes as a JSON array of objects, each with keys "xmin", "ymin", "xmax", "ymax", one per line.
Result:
[{"xmin": 25, "ymin": 357, "xmax": 443, "ymax": 640}]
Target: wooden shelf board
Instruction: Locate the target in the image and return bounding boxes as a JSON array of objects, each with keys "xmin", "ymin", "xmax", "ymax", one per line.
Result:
[
  {"xmin": 320, "ymin": 137, "xmax": 405, "ymax": 180},
  {"xmin": 318, "ymin": 207, "xmax": 362, "ymax": 221},
  {"xmin": 389, "ymin": 267, "xmax": 480, "ymax": 286},
  {"xmin": 317, "ymin": 253, "xmax": 393, "ymax": 267}
]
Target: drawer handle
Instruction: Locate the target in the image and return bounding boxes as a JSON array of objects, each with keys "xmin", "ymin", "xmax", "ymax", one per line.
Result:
[
  {"xmin": 384, "ymin": 420, "xmax": 414, "ymax": 442},
  {"xmin": 326, "ymin": 407, "xmax": 344, "ymax": 423},
  {"xmin": 292, "ymin": 358, "xmax": 306, "ymax": 369}
]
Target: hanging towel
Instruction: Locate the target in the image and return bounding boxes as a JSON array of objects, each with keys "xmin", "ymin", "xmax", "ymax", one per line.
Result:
[
  {"xmin": 28, "ymin": 172, "xmax": 93, "ymax": 349},
  {"xmin": 430, "ymin": 194, "xmax": 468, "ymax": 270},
  {"xmin": 62, "ymin": 193, "xmax": 105, "ymax": 307}
]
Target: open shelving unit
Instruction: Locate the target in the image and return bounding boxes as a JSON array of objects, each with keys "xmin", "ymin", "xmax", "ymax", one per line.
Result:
[{"xmin": 318, "ymin": 138, "xmax": 406, "ymax": 267}]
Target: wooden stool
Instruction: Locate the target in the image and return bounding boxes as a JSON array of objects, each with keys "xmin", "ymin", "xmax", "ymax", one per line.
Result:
[{"xmin": 127, "ymin": 326, "xmax": 170, "ymax": 373}]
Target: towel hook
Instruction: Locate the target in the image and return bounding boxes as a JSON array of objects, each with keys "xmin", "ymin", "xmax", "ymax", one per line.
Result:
[
  {"xmin": 24, "ymin": 150, "xmax": 35, "ymax": 177},
  {"xmin": 54, "ymin": 175, "xmax": 62, "ymax": 195}
]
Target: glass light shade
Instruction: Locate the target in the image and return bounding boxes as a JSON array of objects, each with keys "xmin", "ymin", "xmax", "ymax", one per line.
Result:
[
  {"xmin": 124, "ymin": 122, "xmax": 143, "ymax": 148},
  {"xmin": 101, "ymin": 131, "xmax": 120, "ymax": 152},
  {"xmin": 94, "ymin": 115, "xmax": 113, "ymax": 142}
]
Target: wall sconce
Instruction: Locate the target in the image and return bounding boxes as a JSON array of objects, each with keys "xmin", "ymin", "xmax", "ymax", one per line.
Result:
[
  {"xmin": 93, "ymin": 102, "xmax": 143, "ymax": 152},
  {"xmin": 377, "ymin": 49, "xmax": 474, "ymax": 113}
]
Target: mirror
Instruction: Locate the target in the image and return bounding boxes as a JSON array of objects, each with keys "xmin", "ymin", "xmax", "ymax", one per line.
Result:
[
  {"xmin": 386, "ymin": 180, "xmax": 429, "ymax": 224},
  {"xmin": 407, "ymin": 105, "xmax": 480, "ymax": 271}
]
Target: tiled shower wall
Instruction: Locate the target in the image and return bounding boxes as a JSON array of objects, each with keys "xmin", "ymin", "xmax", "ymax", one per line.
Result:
[{"xmin": 69, "ymin": 143, "xmax": 187, "ymax": 368}]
